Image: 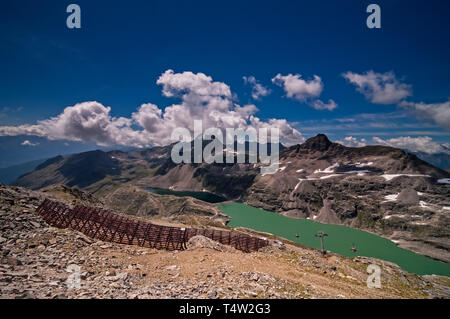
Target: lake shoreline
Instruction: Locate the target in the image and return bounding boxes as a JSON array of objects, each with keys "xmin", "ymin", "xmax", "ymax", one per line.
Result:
[
  {"xmin": 220, "ymin": 200, "xmax": 450, "ymax": 266},
  {"xmin": 140, "ymin": 186, "xmax": 449, "ymax": 276},
  {"xmin": 218, "ymin": 202, "xmax": 450, "ymax": 277}
]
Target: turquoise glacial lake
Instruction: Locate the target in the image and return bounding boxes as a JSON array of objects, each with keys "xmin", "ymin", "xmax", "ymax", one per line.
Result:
[{"xmin": 219, "ymin": 202, "xmax": 450, "ymax": 277}]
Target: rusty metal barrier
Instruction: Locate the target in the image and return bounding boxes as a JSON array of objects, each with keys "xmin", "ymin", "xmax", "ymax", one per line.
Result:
[{"xmin": 36, "ymin": 199, "xmax": 269, "ymax": 252}]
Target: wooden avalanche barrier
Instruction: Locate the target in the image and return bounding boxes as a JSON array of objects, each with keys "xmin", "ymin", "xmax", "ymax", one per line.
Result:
[{"xmin": 36, "ymin": 199, "xmax": 269, "ymax": 253}]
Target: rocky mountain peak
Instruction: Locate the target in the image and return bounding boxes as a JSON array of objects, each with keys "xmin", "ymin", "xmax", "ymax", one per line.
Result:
[{"xmin": 301, "ymin": 134, "xmax": 333, "ymax": 151}]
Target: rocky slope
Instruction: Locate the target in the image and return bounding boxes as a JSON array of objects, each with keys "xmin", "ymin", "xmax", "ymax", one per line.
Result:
[
  {"xmin": 102, "ymin": 185, "xmax": 228, "ymax": 225},
  {"xmin": 1, "ymin": 184, "xmax": 449, "ymax": 299}
]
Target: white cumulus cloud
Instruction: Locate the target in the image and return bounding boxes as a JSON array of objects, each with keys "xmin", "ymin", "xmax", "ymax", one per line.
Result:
[
  {"xmin": 133, "ymin": 70, "xmax": 302, "ymax": 145},
  {"xmin": 399, "ymin": 100, "xmax": 450, "ymax": 131},
  {"xmin": 335, "ymin": 136, "xmax": 367, "ymax": 147},
  {"xmin": 372, "ymin": 136, "xmax": 450, "ymax": 155},
  {"xmin": 0, "ymin": 70, "xmax": 304, "ymax": 147},
  {"xmin": 36, "ymin": 101, "xmax": 149, "ymax": 147},
  {"xmin": 336, "ymin": 135, "xmax": 450, "ymax": 155},
  {"xmin": 272, "ymin": 73, "xmax": 323, "ymax": 101},
  {"xmin": 272, "ymin": 73, "xmax": 337, "ymax": 111},
  {"xmin": 157, "ymin": 69, "xmax": 231, "ymax": 98},
  {"xmin": 243, "ymin": 76, "xmax": 271, "ymax": 100},
  {"xmin": 342, "ymin": 70, "xmax": 449, "ymax": 131},
  {"xmin": 249, "ymin": 116, "xmax": 305, "ymax": 146},
  {"xmin": 343, "ymin": 71, "xmax": 412, "ymax": 105},
  {"xmin": 310, "ymin": 99, "xmax": 338, "ymax": 111},
  {"xmin": 0, "ymin": 125, "xmax": 46, "ymax": 137},
  {"xmin": 21, "ymin": 140, "xmax": 39, "ymax": 147}
]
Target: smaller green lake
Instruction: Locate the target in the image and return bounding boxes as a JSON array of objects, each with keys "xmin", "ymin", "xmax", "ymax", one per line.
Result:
[
  {"xmin": 145, "ymin": 187, "xmax": 227, "ymax": 203},
  {"xmin": 219, "ymin": 202, "xmax": 450, "ymax": 277}
]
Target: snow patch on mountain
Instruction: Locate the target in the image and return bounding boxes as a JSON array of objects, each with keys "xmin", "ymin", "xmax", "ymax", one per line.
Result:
[
  {"xmin": 314, "ymin": 163, "xmax": 339, "ymax": 174},
  {"xmin": 384, "ymin": 194, "xmax": 399, "ymax": 202},
  {"xmin": 381, "ymin": 174, "xmax": 431, "ymax": 181},
  {"xmin": 320, "ymin": 174, "xmax": 340, "ymax": 180}
]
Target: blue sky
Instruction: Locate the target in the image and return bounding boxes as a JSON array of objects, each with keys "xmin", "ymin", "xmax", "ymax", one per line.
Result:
[{"xmin": 0, "ymin": 0, "xmax": 449, "ymax": 167}]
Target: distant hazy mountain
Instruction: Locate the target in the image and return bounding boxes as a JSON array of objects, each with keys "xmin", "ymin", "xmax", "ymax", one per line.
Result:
[
  {"xmin": 13, "ymin": 151, "xmax": 121, "ymax": 190},
  {"xmin": 0, "ymin": 159, "xmax": 47, "ymax": 184},
  {"xmin": 411, "ymin": 151, "xmax": 450, "ymax": 170}
]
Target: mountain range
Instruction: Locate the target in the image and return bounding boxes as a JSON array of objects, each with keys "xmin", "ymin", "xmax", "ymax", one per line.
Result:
[{"xmin": 10, "ymin": 134, "xmax": 450, "ymax": 263}]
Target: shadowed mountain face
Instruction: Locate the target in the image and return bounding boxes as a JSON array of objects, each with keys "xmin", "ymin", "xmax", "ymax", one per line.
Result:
[
  {"xmin": 11, "ymin": 134, "xmax": 450, "ymax": 263},
  {"xmin": 34, "ymin": 156, "xmax": 64, "ymax": 171},
  {"xmin": 58, "ymin": 151, "xmax": 121, "ymax": 188},
  {"xmin": 13, "ymin": 150, "xmax": 121, "ymax": 189}
]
